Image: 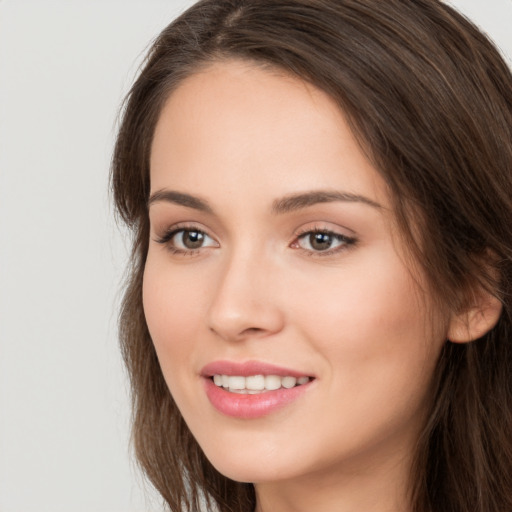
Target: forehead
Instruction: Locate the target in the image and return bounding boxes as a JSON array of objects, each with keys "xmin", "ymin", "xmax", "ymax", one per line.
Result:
[{"xmin": 149, "ymin": 59, "xmax": 388, "ymax": 209}]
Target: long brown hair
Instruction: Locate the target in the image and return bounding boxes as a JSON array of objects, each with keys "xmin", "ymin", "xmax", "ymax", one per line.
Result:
[{"xmin": 111, "ymin": 1, "xmax": 512, "ymax": 511}]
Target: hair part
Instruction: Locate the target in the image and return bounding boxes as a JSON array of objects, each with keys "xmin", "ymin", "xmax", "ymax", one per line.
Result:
[{"xmin": 112, "ymin": 1, "xmax": 512, "ymax": 511}]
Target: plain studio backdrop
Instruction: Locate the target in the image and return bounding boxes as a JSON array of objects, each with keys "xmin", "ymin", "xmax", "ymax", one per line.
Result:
[{"xmin": 0, "ymin": 1, "xmax": 510, "ymax": 511}]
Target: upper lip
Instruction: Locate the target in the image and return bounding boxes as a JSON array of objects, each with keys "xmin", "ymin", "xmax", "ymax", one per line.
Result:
[{"xmin": 201, "ymin": 360, "xmax": 313, "ymax": 378}]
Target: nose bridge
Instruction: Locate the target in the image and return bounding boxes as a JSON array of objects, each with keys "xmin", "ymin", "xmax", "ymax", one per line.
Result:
[{"xmin": 206, "ymin": 243, "xmax": 284, "ymax": 341}]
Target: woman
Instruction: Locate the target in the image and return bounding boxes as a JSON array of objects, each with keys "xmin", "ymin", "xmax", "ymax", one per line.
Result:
[{"xmin": 111, "ymin": 1, "xmax": 512, "ymax": 511}]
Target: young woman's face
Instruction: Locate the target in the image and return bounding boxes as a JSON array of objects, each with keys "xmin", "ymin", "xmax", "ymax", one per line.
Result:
[{"xmin": 144, "ymin": 61, "xmax": 449, "ymax": 487}]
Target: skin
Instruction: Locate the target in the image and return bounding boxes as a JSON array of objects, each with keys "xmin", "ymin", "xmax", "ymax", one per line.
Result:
[{"xmin": 144, "ymin": 60, "xmax": 454, "ymax": 512}]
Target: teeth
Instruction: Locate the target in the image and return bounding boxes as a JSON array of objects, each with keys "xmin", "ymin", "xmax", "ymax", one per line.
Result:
[
  {"xmin": 281, "ymin": 376, "xmax": 297, "ymax": 389},
  {"xmin": 228, "ymin": 376, "xmax": 245, "ymax": 390},
  {"xmin": 246, "ymin": 375, "xmax": 265, "ymax": 390},
  {"xmin": 265, "ymin": 375, "xmax": 281, "ymax": 390},
  {"xmin": 212, "ymin": 374, "xmax": 310, "ymax": 393}
]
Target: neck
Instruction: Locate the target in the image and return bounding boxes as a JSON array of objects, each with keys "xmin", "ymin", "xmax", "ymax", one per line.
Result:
[{"xmin": 254, "ymin": 439, "xmax": 414, "ymax": 512}]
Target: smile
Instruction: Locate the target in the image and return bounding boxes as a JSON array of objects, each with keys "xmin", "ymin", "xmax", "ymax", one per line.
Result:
[
  {"xmin": 201, "ymin": 361, "xmax": 314, "ymax": 418},
  {"xmin": 212, "ymin": 374, "xmax": 311, "ymax": 394}
]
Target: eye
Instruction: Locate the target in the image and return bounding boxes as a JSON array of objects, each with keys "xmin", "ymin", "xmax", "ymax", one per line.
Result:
[
  {"xmin": 294, "ymin": 230, "xmax": 356, "ymax": 254},
  {"xmin": 156, "ymin": 227, "xmax": 218, "ymax": 253},
  {"xmin": 173, "ymin": 229, "xmax": 213, "ymax": 250}
]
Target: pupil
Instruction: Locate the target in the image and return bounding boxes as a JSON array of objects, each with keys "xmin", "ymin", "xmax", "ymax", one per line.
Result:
[
  {"xmin": 310, "ymin": 233, "xmax": 332, "ymax": 251},
  {"xmin": 183, "ymin": 230, "xmax": 204, "ymax": 249}
]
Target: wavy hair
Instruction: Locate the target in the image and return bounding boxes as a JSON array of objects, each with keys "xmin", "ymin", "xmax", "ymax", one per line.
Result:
[{"xmin": 111, "ymin": 1, "xmax": 512, "ymax": 510}]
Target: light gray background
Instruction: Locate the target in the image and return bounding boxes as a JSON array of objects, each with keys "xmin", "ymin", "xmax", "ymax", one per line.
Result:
[{"xmin": 0, "ymin": 1, "xmax": 510, "ymax": 511}]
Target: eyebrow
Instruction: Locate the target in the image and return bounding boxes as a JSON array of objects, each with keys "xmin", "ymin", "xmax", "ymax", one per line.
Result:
[
  {"xmin": 148, "ymin": 190, "xmax": 214, "ymax": 213},
  {"xmin": 147, "ymin": 189, "xmax": 382, "ymax": 214},
  {"xmin": 271, "ymin": 190, "xmax": 383, "ymax": 214}
]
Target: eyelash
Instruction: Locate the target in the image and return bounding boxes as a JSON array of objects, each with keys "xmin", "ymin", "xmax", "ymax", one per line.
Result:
[
  {"xmin": 154, "ymin": 225, "xmax": 357, "ymax": 258},
  {"xmin": 293, "ymin": 228, "xmax": 357, "ymax": 257},
  {"xmin": 155, "ymin": 224, "xmax": 215, "ymax": 257}
]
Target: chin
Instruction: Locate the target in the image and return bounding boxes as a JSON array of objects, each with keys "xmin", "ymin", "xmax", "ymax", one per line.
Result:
[
  {"xmin": 193, "ymin": 426, "xmax": 325, "ymax": 485},
  {"xmin": 207, "ymin": 456, "xmax": 296, "ymax": 485}
]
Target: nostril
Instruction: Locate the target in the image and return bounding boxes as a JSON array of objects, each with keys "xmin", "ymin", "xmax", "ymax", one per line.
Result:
[{"xmin": 243, "ymin": 327, "xmax": 264, "ymax": 334}]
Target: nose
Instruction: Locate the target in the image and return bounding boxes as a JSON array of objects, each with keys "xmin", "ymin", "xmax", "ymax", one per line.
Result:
[{"xmin": 206, "ymin": 249, "xmax": 285, "ymax": 342}]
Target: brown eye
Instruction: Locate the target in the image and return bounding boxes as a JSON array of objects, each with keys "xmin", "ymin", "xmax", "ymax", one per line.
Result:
[
  {"xmin": 157, "ymin": 228, "xmax": 218, "ymax": 252},
  {"xmin": 296, "ymin": 230, "xmax": 355, "ymax": 254},
  {"xmin": 177, "ymin": 230, "xmax": 205, "ymax": 249},
  {"xmin": 308, "ymin": 232, "xmax": 334, "ymax": 251}
]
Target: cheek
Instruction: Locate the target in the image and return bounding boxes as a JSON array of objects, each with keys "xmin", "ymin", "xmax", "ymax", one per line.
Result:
[
  {"xmin": 142, "ymin": 254, "xmax": 207, "ymax": 381},
  {"xmin": 290, "ymin": 250, "xmax": 446, "ymax": 391},
  {"xmin": 281, "ymin": 258, "xmax": 446, "ymax": 459}
]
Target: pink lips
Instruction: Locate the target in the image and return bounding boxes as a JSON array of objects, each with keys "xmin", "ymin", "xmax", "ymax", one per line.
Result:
[{"xmin": 201, "ymin": 360, "xmax": 313, "ymax": 419}]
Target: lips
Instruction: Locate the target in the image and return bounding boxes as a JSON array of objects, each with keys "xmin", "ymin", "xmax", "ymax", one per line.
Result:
[
  {"xmin": 201, "ymin": 360, "xmax": 314, "ymax": 419},
  {"xmin": 201, "ymin": 360, "xmax": 312, "ymax": 378},
  {"xmin": 213, "ymin": 374, "xmax": 311, "ymax": 393}
]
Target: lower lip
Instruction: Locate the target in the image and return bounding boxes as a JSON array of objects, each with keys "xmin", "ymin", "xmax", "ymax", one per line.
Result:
[{"xmin": 204, "ymin": 378, "xmax": 311, "ymax": 419}]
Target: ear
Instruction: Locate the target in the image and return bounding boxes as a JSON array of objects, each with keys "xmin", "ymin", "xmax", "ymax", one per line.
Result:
[{"xmin": 447, "ymin": 288, "xmax": 502, "ymax": 343}]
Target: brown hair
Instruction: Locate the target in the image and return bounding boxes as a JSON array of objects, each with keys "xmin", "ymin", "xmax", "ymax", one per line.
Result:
[{"xmin": 111, "ymin": 1, "xmax": 512, "ymax": 511}]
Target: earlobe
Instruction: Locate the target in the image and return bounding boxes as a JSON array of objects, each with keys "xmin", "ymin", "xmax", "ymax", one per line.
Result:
[{"xmin": 447, "ymin": 292, "xmax": 502, "ymax": 343}]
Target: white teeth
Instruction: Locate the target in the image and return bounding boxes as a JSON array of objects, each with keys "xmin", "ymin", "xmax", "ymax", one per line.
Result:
[
  {"xmin": 212, "ymin": 374, "xmax": 310, "ymax": 392},
  {"xmin": 246, "ymin": 375, "xmax": 265, "ymax": 390},
  {"xmin": 228, "ymin": 376, "xmax": 245, "ymax": 390},
  {"xmin": 281, "ymin": 376, "xmax": 297, "ymax": 389},
  {"xmin": 265, "ymin": 375, "xmax": 282, "ymax": 390}
]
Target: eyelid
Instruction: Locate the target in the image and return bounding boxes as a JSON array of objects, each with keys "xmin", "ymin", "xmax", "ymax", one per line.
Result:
[
  {"xmin": 153, "ymin": 222, "xmax": 219, "ymax": 255},
  {"xmin": 290, "ymin": 223, "xmax": 358, "ymax": 256},
  {"xmin": 152, "ymin": 221, "xmax": 357, "ymax": 257},
  {"xmin": 153, "ymin": 221, "xmax": 213, "ymax": 240},
  {"xmin": 292, "ymin": 222, "xmax": 355, "ymax": 240}
]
